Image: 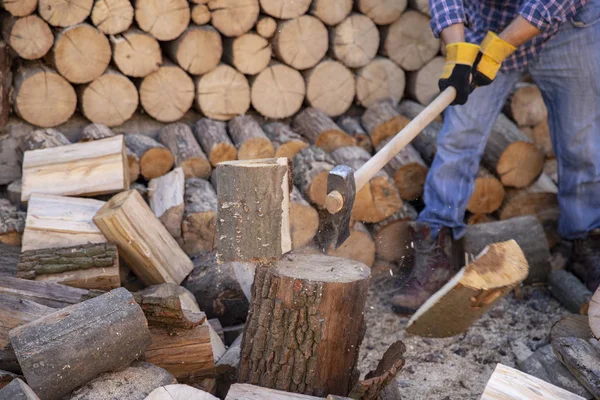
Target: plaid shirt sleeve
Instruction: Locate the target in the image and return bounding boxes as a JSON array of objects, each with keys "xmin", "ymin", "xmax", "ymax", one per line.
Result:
[
  {"xmin": 519, "ymin": 0, "xmax": 577, "ymax": 31},
  {"xmin": 429, "ymin": 0, "xmax": 467, "ymax": 38}
]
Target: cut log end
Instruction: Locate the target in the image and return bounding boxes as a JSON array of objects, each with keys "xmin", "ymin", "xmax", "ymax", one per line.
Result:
[
  {"xmin": 135, "ymin": 0, "xmax": 190, "ymax": 41},
  {"xmin": 91, "ymin": 0, "xmax": 134, "ymax": 34},
  {"xmin": 251, "ymin": 63, "xmax": 305, "ymax": 119},
  {"xmin": 356, "ymin": 58, "xmax": 405, "ymax": 108},
  {"xmin": 38, "ymin": 0, "xmax": 94, "ymax": 27},
  {"xmin": 331, "ymin": 13, "xmax": 379, "ymax": 69},
  {"xmin": 467, "ymin": 169, "xmax": 506, "ymax": 214},
  {"xmin": 140, "ymin": 65, "xmax": 195, "ymax": 123},
  {"xmin": 497, "ymin": 141, "xmax": 545, "ymax": 188},
  {"xmin": 256, "ymin": 16, "xmax": 277, "ymax": 39},
  {"xmin": 111, "ymin": 30, "xmax": 162, "ymax": 78},
  {"xmin": 3, "ymin": 15, "xmax": 54, "ymax": 60},
  {"xmin": 141, "ymin": 148, "xmax": 175, "ymax": 180},
  {"xmin": 354, "ymin": 176, "xmax": 403, "ymax": 223},
  {"xmin": 273, "ymin": 15, "xmax": 328, "ymax": 70},
  {"xmin": 394, "ymin": 163, "xmax": 428, "ymax": 201},
  {"xmin": 196, "ymin": 64, "xmax": 250, "ymax": 121}
]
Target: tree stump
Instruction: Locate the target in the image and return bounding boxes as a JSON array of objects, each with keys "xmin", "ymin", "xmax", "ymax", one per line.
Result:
[
  {"xmin": 239, "ymin": 254, "xmax": 370, "ymax": 397},
  {"xmin": 259, "ymin": 0, "xmax": 310, "ymax": 19},
  {"xmin": 255, "ymin": 16, "xmax": 276, "ymax": 39},
  {"xmin": 125, "ymin": 133, "xmax": 174, "ymax": 180},
  {"xmin": 2, "ymin": 14, "xmax": 53, "ymax": 60},
  {"xmin": 223, "ymin": 33, "xmax": 271, "ymax": 75},
  {"xmin": 149, "ymin": 168, "xmax": 185, "ymax": 240},
  {"xmin": 90, "ymin": 0, "xmax": 134, "ymax": 34},
  {"xmin": 208, "ymin": 0, "xmax": 259, "ymax": 37},
  {"xmin": 406, "ymin": 56, "xmax": 445, "ymax": 105},
  {"xmin": 310, "ymin": 0, "xmax": 351, "ymax": 26},
  {"xmin": 181, "ymin": 178, "xmax": 218, "ymax": 256},
  {"xmin": 272, "ymin": 16, "xmax": 328, "ymax": 70},
  {"xmin": 110, "ymin": 29, "xmax": 162, "ymax": 78},
  {"xmin": 140, "ymin": 64, "xmax": 195, "ymax": 123},
  {"xmin": 292, "ymin": 146, "xmax": 335, "ymax": 209},
  {"xmin": 227, "ymin": 115, "xmax": 275, "ymax": 160},
  {"xmin": 251, "ymin": 63, "xmax": 305, "ymax": 119},
  {"xmin": 292, "ymin": 107, "xmax": 355, "ymax": 152},
  {"xmin": 38, "ymin": 0, "xmax": 93, "ymax": 27},
  {"xmin": 193, "ymin": 118, "xmax": 237, "ymax": 167},
  {"xmin": 466, "ymin": 167, "xmax": 506, "ymax": 214},
  {"xmin": 195, "ymin": 64, "xmax": 250, "ymax": 121},
  {"xmin": 357, "ymin": 0, "xmax": 407, "ymax": 25},
  {"xmin": 304, "ymin": 60, "xmax": 355, "ymax": 117},
  {"xmin": 356, "ymin": 58, "xmax": 405, "ymax": 107},
  {"xmin": 262, "ymin": 122, "xmax": 309, "ymax": 160},
  {"xmin": 165, "ymin": 26, "xmax": 222, "ymax": 75},
  {"xmin": 135, "ymin": 0, "xmax": 190, "ymax": 41},
  {"xmin": 290, "ymin": 186, "xmax": 319, "ymax": 250},
  {"xmin": 330, "ymin": 13, "xmax": 379, "ymax": 69},
  {"xmin": 337, "ymin": 115, "xmax": 373, "ymax": 154},
  {"xmin": 158, "ymin": 123, "xmax": 211, "ymax": 179}
]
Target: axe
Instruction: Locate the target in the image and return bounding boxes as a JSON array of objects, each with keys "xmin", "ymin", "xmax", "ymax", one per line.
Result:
[{"xmin": 320, "ymin": 87, "xmax": 456, "ymax": 250}]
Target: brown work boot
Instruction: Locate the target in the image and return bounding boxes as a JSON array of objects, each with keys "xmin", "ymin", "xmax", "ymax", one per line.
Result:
[
  {"xmin": 391, "ymin": 222, "xmax": 463, "ymax": 314},
  {"xmin": 569, "ymin": 229, "xmax": 600, "ymax": 292}
]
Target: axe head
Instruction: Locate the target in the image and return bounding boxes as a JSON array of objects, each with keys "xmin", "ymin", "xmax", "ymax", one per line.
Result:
[{"xmin": 316, "ymin": 165, "xmax": 356, "ymax": 251}]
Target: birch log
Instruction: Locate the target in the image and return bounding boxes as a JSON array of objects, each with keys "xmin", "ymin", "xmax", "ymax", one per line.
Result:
[
  {"xmin": 149, "ymin": 168, "xmax": 185, "ymax": 239},
  {"xmin": 181, "ymin": 178, "xmax": 218, "ymax": 256}
]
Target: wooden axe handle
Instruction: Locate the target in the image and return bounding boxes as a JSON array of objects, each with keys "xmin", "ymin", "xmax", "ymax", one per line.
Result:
[{"xmin": 326, "ymin": 87, "xmax": 456, "ymax": 214}]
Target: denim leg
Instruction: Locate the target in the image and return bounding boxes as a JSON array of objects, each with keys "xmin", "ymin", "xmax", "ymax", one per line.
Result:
[
  {"xmin": 418, "ymin": 71, "xmax": 523, "ymax": 238},
  {"xmin": 528, "ymin": 3, "xmax": 600, "ymax": 239}
]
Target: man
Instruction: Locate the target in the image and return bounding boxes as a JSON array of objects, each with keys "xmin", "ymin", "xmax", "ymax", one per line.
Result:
[{"xmin": 392, "ymin": 0, "xmax": 600, "ymax": 313}]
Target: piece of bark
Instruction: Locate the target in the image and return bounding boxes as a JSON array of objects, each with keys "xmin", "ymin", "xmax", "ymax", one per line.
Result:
[
  {"xmin": 255, "ymin": 16, "xmax": 276, "ymax": 39},
  {"xmin": 135, "ymin": 0, "xmax": 190, "ymax": 41},
  {"xmin": 377, "ymin": 138, "xmax": 428, "ymax": 201},
  {"xmin": 12, "ymin": 63, "xmax": 76, "ymax": 127},
  {"xmin": 181, "ymin": 178, "xmax": 218, "ymax": 256},
  {"xmin": 17, "ymin": 243, "xmax": 120, "ymax": 291},
  {"xmin": 193, "ymin": 119, "xmax": 237, "ymax": 167},
  {"xmin": 356, "ymin": 58, "xmax": 405, "ymax": 108},
  {"xmin": 0, "ymin": 294, "xmax": 55, "ymax": 348},
  {"xmin": 357, "ymin": 0, "xmax": 406, "ymax": 25},
  {"xmin": 482, "ymin": 114, "xmax": 545, "ymax": 188},
  {"xmin": 463, "ymin": 216, "xmax": 550, "ymax": 284},
  {"xmin": 0, "ymin": 276, "xmax": 89, "ymax": 309},
  {"xmin": 262, "ymin": 122, "xmax": 309, "ymax": 160},
  {"xmin": 125, "ymin": 133, "xmax": 174, "ymax": 180},
  {"xmin": 140, "ymin": 64, "xmax": 195, "ymax": 123},
  {"xmin": 396, "ymin": 100, "xmax": 443, "ymax": 164},
  {"xmin": 239, "ymin": 254, "xmax": 370, "ymax": 397},
  {"xmin": 158, "ymin": 124, "xmax": 211, "ymax": 179},
  {"xmin": 227, "ymin": 115, "xmax": 275, "ymax": 160},
  {"xmin": 380, "ymin": 11, "xmax": 439, "ymax": 71},
  {"xmin": 361, "ymin": 99, "xmax": 410, "ymax": 148},
  {"xmin": 133, "ymin": 283, "xmax": 205, "ymax": 329},
  {"xmin": 369, "ymin": 203, "xmax": 418, "ymax": 263},
  {"xmin": 467, "ymin": 167, "xmax": 506, "ymax": 214},
  {"xmin": 0, "ymin": 243, "xmax": 20, "ymax": 276},
  {"xmin": 208, "ymin": 0, "xmax": 259, "ymax": 37},
  {"xmin": 149, "ymin": 168, "xmax": 185, "ymax": 239},
  {"xmin": 226, "ymin": 383, "xmax": 324, "ymax": 399},
  {"xmin": 509, "ymin": 84, "xmax": 548, "ymax": 127},
  {"xmin": 65, "ymin": 361, "xmax": 176, "ymax": 400},
  {"xmin": 553, "ymin": 337, "xmax": 600, "ymax": 399},
  {"xmin": 551, "ymin": 315, "xmax": 593, "ymax": 342},
  {"xmin": 337, "ymin": 115, "xmax": 373, "ymax": 154},
  {"xmin": 223, "ymin": 33, "xmax": 271, "ymax": 76},
  {"xmin": 272, "ymin": 15, "xmax": 327, "ymax": 70},
  {"xmin": 407, "ymin": 240, "xmax": 529, "ymax": 337},
  {"xmin": 146, "ymin": 384, "xmax": 218, "ymax": 400},
  {"xmin": 21, "ymin": 136, "xmax": 129, "ymax": 202},
  {"xmin": 165, "ymin": 26, "xmax": 222, "ymax": 75},
  {"xmin": 292, "ymin": 146, "xmax": 336, "ymax": 209},
  {"xmin": 250, "ymin": 62, "xmax": 306, "ymax": 119},
  {"xmin": 310, "ymin": 0, "xmax": 351, "ymax": 25},
  {"xmin": 331, "ymin": 146, "xmax": 403, "ymax": 223},
  {"xmin": 0, "ymin": 42, "xmax": 10, "ymax": 130},
  {"xmin": 110, "ymin": 29, "xmax": 162, "ymax": 78},
  {"xmin": 21, "ymin": 194, "xmax": 107, "ymax": 252},
  {"xmin": 549, "ymin": 270, "xmax": 592, "ymax": 315},
  {"xmin": 293, "ymin": 107, "xmax": 355, "ymax": 152},
  {"xmin": 90, "ymin": 0, "xmax": 133, "ymax": 34},
  {"xmin": 38, "ymin": 0, "xmax": 93, "ymax": 27},
  {"xmin": 19, "ymin": 128, "xmax": 70, "ymax": 155},
  {"xmin": 191, "ymin": 4, "xmax": 211, "ymax": 24},
  {"xmin": 9, "ymin": 288, "xmax": 152, "ymax": 400},
  {"xmin": 304, "ymin": 60, "xmax": 355, "ymax": 117},
  {"xmin": 406, "ymin": 56, "xmax": 445, "ymax": 105},
  {"xmin": 0, "ymin": 200, "xmax": 25, "ymax": 246},
  {"xmin": 329, "ymin": 13, "xmax": 378, "ymax": 69},
  {"xmin": 94, "ymin": 190, "xmax": 194, "ymax": 285},
  {"xmin": 326, "ymin": 221, "xmax": 375, "ymax": 267},
  {"xmin": 0, "ymin": 0, "xmax": 37, "ymax": 16},
  {"xmin": 195, "ymin": 64, "xmax": 251, "ymax": 121},
  {"xmin": 290, "ymin": 186, "xmax": 319, "ymax": 250},
  {"xmin": 0, "ymin": 378, "xmax": 39, "ymax": 400},
  {"xmin": 2, "ymin": 14, "xmax": 53, "ymax": 60}
]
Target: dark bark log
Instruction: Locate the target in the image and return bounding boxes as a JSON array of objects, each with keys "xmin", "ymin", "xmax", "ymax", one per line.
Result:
[
  {"xmin": 0, "ymin": 276, "xmax": 89, "ymax": 308},
  {"xmin": 0, "ymin": 243, "xmax": 19, "ymax": 276},
  {"xmin": 292, "ymin": 146, "xmax": 335, "ymax": 209},
  {"xmin": 369, "ymin": 203, "xmax": 418, "ymax": 263},
  {"xmin": 0, "ymin": 42, "xmax": 11, "ymax": 130},
  {"xmin": 125, "ymin": 133, "xmax": 174, "ymax": 180},
  {"xmin": 336, "ymin": 115, "xmax": 373, "ymax": 154},
  {"xmin": 549, "ymin": 270, "xmax": 592, "ymax": 315},
  {"xmin": 193, "ymin": 118, "xmax": 237, "ymax": 167},
  {"xmin": 262, "ymin": 122, "xmax": 309, "ymax": 160},
  {"xmin": 182, "ymin": 178, "xmax": 217, "ymax": 256},
  {"xmin": 290, "ymin": 186, "xmax": 319, "ymax": 250},
  {"xmin": 0, "ymin": 200, "xmax": 25, "ymax": 246},
  {"xmin": 361, "ymin": 99, "xmax": 410, "ymax": 148},
  {"xmin": 376, "ymin": 138, "xmax": 428, "ymax": 201},
  {"xmin": 396, "ymin": 100, "xmax": 442, "ymax": 164},
  {"xmin": 227, "ymin": 115, "xmax": 274, "ymax": 160},
  {"xmin": 292, "ymin": 107, "xmax": 355, "ymax": 152},
  {"xmin": 0, "ymin": 294, "xmax": 55, "ymax": 348},
  {"xmin": 553, "ymin": 337, "xmax": 600, "ymax": 399},
  {"xmin": 158, "ymin": 123, "xmax": 211, "ymax": 179},
  {"xmin": 0, "ymin": 378, "xmax": 39, "ymax": 399},
  {"xmin": 551, "ymin": 315, "xmax": 593, "ymax": 342}
]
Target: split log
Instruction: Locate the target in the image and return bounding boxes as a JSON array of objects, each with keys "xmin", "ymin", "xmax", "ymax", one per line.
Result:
[
  {"xmin": 133, "ymin": 283, "xmax": 206, "ymax": 328},
  {"xmin": 1, "ymin": 15, "xmax": 53, "ymax": 60},
  {"xmin": 361, "ymin": 100, "xmax": 410, "ymax": 148},
  {"xmin": 0, "ymin": 243, "xmax": 20, "ymax": 276},
  {"xmin": 553, "ymin": 337, "xmax": 600, "ymax": 399},
  {"xmin": 397, "ymin": 100, "xmax": 443, "ymax": 164},
  {"xmin": 327, "ymin": 221, "xmax": 376, "ymax": 267},
  {"xmin": 125, "ymin": 133, "xmax": 174, "ymax": 180},
  {"xmin": 551, "ymin": 315, "xmax": 593, "ymax": 342},
  {"xmin": 90, "ymin": 0, "xmax": 134, "ymax": 34},
  {"xmin": 135, "ymin": 0, "xmax": 190, "ymax": 41},
  {"xmin": 407, "ymin": 240, "xmax": 528, "ymax": 337},
  {"xmin": 357, "ymin": 0, "xmax": 407, "ymax": 25},
  {"xmin": 21, "ymin": 136, "xmax": 128, "ymax": 201},
  {"xmin": 304, "ymin": 60, "xmax": 355, "ymax": 117},
  {"xmin": 216, "ymin": 159, "xmax": 291, "ymax": 262},
  {"xmin": 262, "ymin": 122, "xmax": 309, "ymax": 159},
  {"xmin": 12, "ymin": 63, "xmax": 76, "ymax": 127},
  {"xmin": 0, "ymin": 42, "xmax": 9, "ymax": 130},
  {"xmin": 165, "ymin": 26, "xmax": 222, "ymax": 75},
  {"xmin": 356, "ymin": 58, "xmax": 405, "ymax": 108},
  {"xmin": 78, "ymin": 68, "xmax": 138, "ymax": 126},
  {"xmin": 482, "ymin": 114, "xmax": 545, "ymax": 188},
  {"xmin": 216, "ymin": 335, "xmax": 241, "ymax": 398},
  {"xmin": 509, "ymin": 84, "xmax": 548, "ymax": 127},
  {"xmin": 272, "ymin": 16, "xmax": 328, "ymax": 70},
  {"xmin": 544, "ymin": 158, "xmax": 558, "ymax": 185},
  {"xmin": 0, "ymin": 0, "xmax": 37, "ymax": 16},
  {"xmin": 406, "ymin": 56, "xmax": 445, "ymax": 105},
  {"xmin": 0, "ymin": 200, "xmax": 25, "ymax": 246},
  {"xmin": 183, "ymin": 252, "xmax": 249, "ymax": 326},
  {"xmin": 310, "ymin": 0, "xmax": 351, "ymax": 26},
  {"xmin": 467, "ymin": 167, "xmax": 506, "ymax": 214},
  {"xmin": 181, "ymin": 178, "xmax": 218, "ymax": 256},
  {"xmin": 195, "ymin": 64, "xmax": 250, "ymax": 121},
  {"xmin": 239, "ymin": 254, "xmax": 370, "ymax": 396},
  {"xmin": 292, "ymin": 146, "xmax": 335, "ymax": 208},
  {"xmin": 377, "ymin": 138, "xmax": 428, "ymax": 200},
  {"xmin": 380, "ymin": 11, "xmax": 440, "ymax": 71},
  {"xmin": 149, "ymin": 168, "xmax": 185, "ymax": 239},
  {"xmin": 38, "ymin": 0, "xmax": 93, "ymax": 27},
  {"xmin": 193, "ymin": 119, "xmax": 237, "ymax": 166},
  {"xmin": 293, "ymin": 107, "xmax": 355, "ymax": 152},
  {"xmin": 65, "ymin": 361, "xmax": 176, "ymax": 400},
  {"xmin": 158, "ymin": 124, "xmax": 211, "ymax": 179},
  {"xmin": 259, "ymin": 0, "xmax": 310, "ymax": 19},
  {"xmin": 548, "ymin": 270, "xmax": 591, "ymax": 315},
  {"xmin": 0, "ymin": 294, "xmax": 55, "ymax": 348},
  {"xmin": 463, "ymin": 216, "xmax": 550, "ymax": 284},
  {"xmin": 9, "ymin": 288, "xmax": 152, "ymax": 400},
  {"xmin": 330, "ymin": 13, "xmax": 379, "ymax": 69},
  {"xmin": 290, "ymin": 186, "xmax": 319, "ymax": 249},
  {"xmin": 482, "ymin": 363, "xmax": 585, "ymax": 400},
  {"xmin": 110, "ymin": 29, "xmax": 162, "ymax": 78},
  {"xmin": 17, "ymin": 243, "xmax": 120, "ymax": 291},
  {"xmin": 94, "ymin": 190, "xmax": 194, "ymax": 285},
  {"xmin": 146, "ymin": 384, "xmax": 218, "ymax": 400},
  {"xmin": 227, "ymin": 115, "xmax": 275, "ymax": 160},
  {"xmin": 331, "ymin": 146, "xmax": 403, "ymax": 223},
  {"xmin": 140, "ymin": 64, "xmax": 195, "ymax": 123},
  {"xmin": 0, "ymin": 275, "xmax": 89, "ymax": 309},
  {"xmin": 251, "ymin": 62, "xmax": 305, "ymax": 119},
  {"xmin": 52, "ymin": 24, "xmax": 111, "ymax": 84},
  {"xmin": 370, "ymin": 203, "xmax": 418, "ymax": 263},
  {"xmin": 255, "ymin": 16, "xmax": 276, "ymax": 39},
  {"xmin": 226, "ymin": 384, "xmax": 324, "ymax": 399},
  {"xmin": 531, "ymin": 120, "xmax": 555, "ymax": 159},
  {"xmin": 0, "ymin": 378, "xmax": 39, "ymax": 399},
  {"xmin": 208, "ymin": 0, "xmax": 259, "ymax": 37},
  {"xmin": 19, "ymin": 128, "xmax": 70, "ymax": 154},
  {"xmin": 223, "ymin": 33, "xmax": 271, "ymax": 75}
]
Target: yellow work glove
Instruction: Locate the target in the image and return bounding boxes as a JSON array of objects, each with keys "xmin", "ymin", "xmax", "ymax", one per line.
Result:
[
  {"xmin": 438, "ymin": 42, "xmax": 480, "ymax": 105},
  {"xmin": 472, "ymin": 31, "xmax": 517, "ymax": 88}
]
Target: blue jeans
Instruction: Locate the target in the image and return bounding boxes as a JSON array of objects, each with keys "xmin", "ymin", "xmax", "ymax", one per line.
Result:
[{"xmin": 419, "ymin": 1, "xmax": 600, "ymax": 240}]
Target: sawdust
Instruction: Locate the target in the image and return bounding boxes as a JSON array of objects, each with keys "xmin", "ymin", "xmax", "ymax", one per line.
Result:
[{"xmin": 358, "ymin": 285, "xmax": 569, "ymax": 399}]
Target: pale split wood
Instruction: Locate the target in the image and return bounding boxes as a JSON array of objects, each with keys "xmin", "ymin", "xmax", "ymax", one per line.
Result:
[
  {"xmin": 195, "ymin": 64, "xmax": 250, "ymax": 121},
  {"xmin": 467, "ymin": 167, "xmax": 506, "ymax": 214},
  {"xmin": 259, "ymin": 0, "xmax": 310, "ymax": 19},
  {"xmin": 140, "ymin": 64, "xmax": 195, "ymax": 123},
  {"xmin": 406, "ymin": 56, "xmax": 445, "ymax": 105},
  {"xmin": 193, "ymin": 118, "xmax": 237, "ymax": 166},
  {"xmin": 292, "ymin": 107, "xmax": 355, "ymax": 152},
  {"xmin": 1, "ymin": 14, "xmax": 53, "ymax": 60},
  {"xmin": 110, "ymin": 28, "xmax": 162, "ymax": 78},
  {"xmin": 21, "ymin": 136, "xmax": 129, "ymax": 201},
  {"xmin": 303, "ymin": 60, "xmax": 355, "ymax": 117},
  {"xmin": 251, "ymin": 62, "xmax": 305, "ymax": 119},
  {"xmin": 272, "ymin": 16, "xmax": 328, "ymax": 70},
  {"xmin": 290, "ymin": 186, "xmax": 319, "ymax": 250},
  {"xmin": 223, "ymin": 33, "xmax": 271, "ymax": 75},
  {"xmin": 135, "ymin": 0, "xmax": 190, "ymax": 41},
  {"xmin": 337, "ymin": 115, "xmax": 373, "ymax": 154},
  {"xmin": 146, "ymin": 384, "xmax": 218, "ymax": 400},
  {"xmin": 327, "ymin": 221, "xmax": 376, "ymax": 267},
  {"xmin": 227, "ymin": 115, "xmax": 275, "ymax": 160},
  {"xmin": 356, "ymin": 57, "xmax": 405, "ymax": 108},
  {"xmin": 0, "ymin": 0, "xmax": 37, "ymax": 16},
  {"xmin": 38, "ymin": 0, "xmax": 93, "ymax": 27},
  {"xmin": 330, "ymin": 13, "xmax": 379, "ymax": 69},
  {"xmin": 181, "ymin": 178, "xmax": 218, "ymax": 256},
  {"xmin": 191, "ymin": 4, "xmax": 211, "ymax": 24},
  {"xmin": 262, "ymin": 122, "xmax": 308, "ymax": 159},
  {"xmin": 358, "ymin": 0, "xmax": 407, "ymax": 25},
  {"xmin": 149, "ymin": 168, "xmax": 185, "ymax": 239},
  {"xmin": 226, "ymin": 383, "xmax": 324, "ymax": 399},
  {"xmin": 208, "ymin": 0, "xmax": 259, "ymax": 37},
  {"xmin": 91, "ymin": 0, "xmax": 134, "ymax": 34},
  {"xmin": 310, "ymin": 0, "xmax": 351, "ymax": 26},
  {"xmin": 292, "ymin": 146, "xmax": 335, "ymax": 209},
  {"xmin": 255, "ymin": 16, "xmax": 276, "ymax": 39},
  {"xmin": 165, "ymin": 25, "xmax": 222, "ymax": 75},
  {"xmin": 158, "ymin": 123, "xmax": 211, "ymax": 179}
]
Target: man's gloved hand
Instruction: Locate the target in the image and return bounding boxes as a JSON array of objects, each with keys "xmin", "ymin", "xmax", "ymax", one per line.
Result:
[
  {"xmin": 471, "ymin": 31, "xmax": 517, "ymax": 88},
  {"xmin": 438, "ymin": 42, "xmax": 480, "ymax": 105}
]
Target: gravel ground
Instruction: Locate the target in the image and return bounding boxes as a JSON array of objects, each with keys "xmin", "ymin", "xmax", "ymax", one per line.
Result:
[{"xmin": 357, "ymin": 285, "xmax": 569, "ymax": 399}]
